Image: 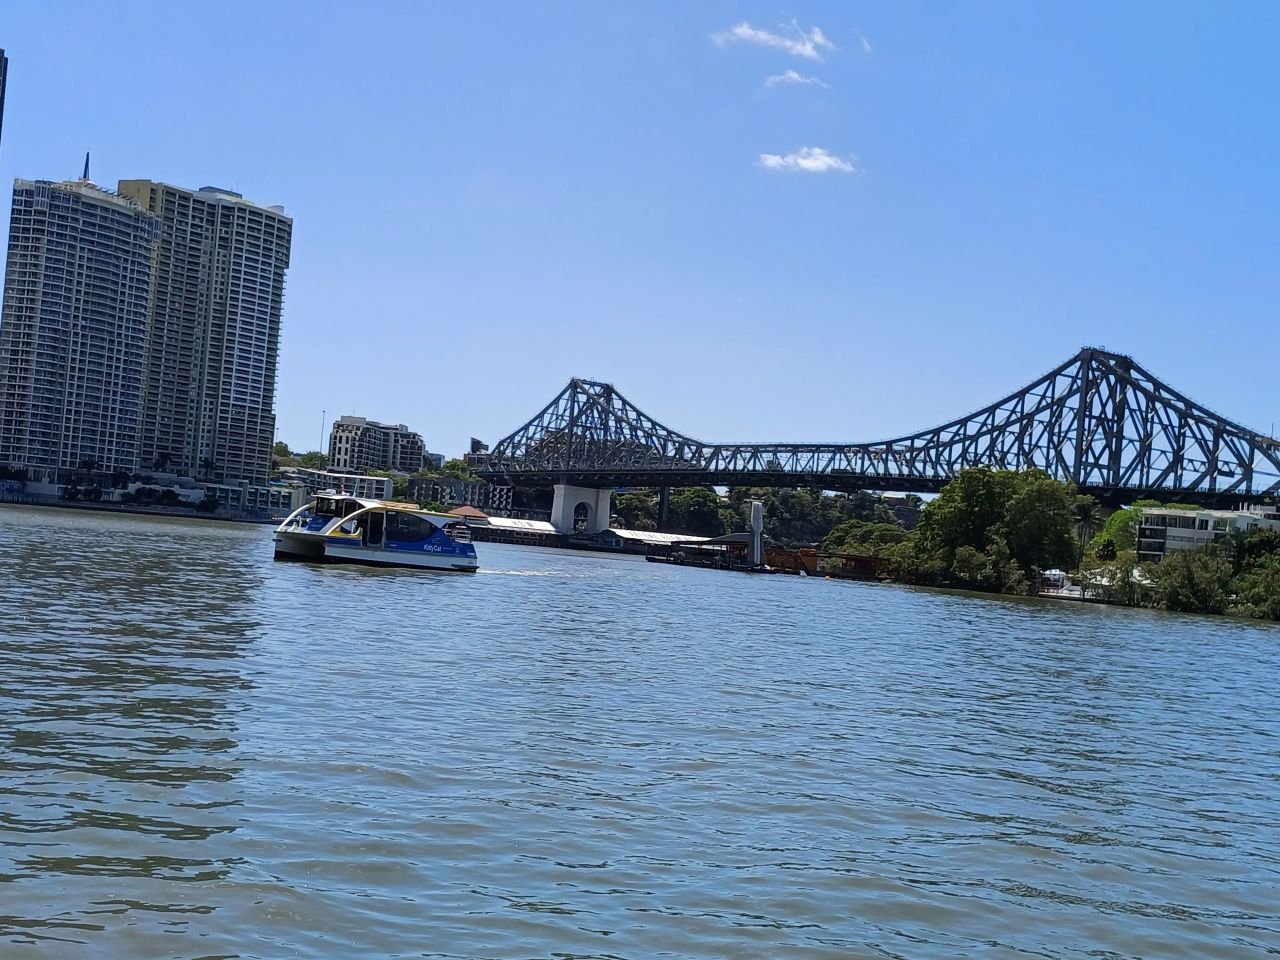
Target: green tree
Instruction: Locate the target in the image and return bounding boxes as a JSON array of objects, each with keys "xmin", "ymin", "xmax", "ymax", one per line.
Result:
[
  {"xmin": 916, "ymin": 467, "xmax": 1013, "ymax": 559},
  {"xmin": 669, "ymin": 487, "xmax": 727, "ymax": 538},
  {"xmin": 613, "ymin": 491, "xmax": 658, "ymax": 530},
  {"xmin": 1001, "ymin": 471, "xmax": 1076, "ymax": 573},
  {"xmin": 722, "ymin": 486, "xmax": 909, "ymax": 547},
  {"xmin": 298, "ymin": 451, "xmax": 328, "ymax": 470},
  {"xmin": 1072, "ymin": 498, "xmax": 1104, "ymax": 569},
  {"xmin": 1231, "ymin": 528, "xmax": 1280, "ymax": 573},
  {"xmin": 442, "ymin": 459, "xmax": 479, "ymax": 481},
  {"xmin": 821, "ymin": 520, "xmax": 908, "ymax": 555},
  {"xmin": 914, "ymin": 467, "xmax": 1076, "ymax": 588},
  {"xmin": 272, "ymin": 440, "xmax": 292, "ymax": 458},
  {"xmin": 1229, "ymin": 553, "xmax": 1280, "ymax": 620},
  {"xmin": 919, "ymin": 469, "xmax": 1073, "ymax": 569},
  {"xmin": 880, "ymin": 539, "xmax": 944, "ymax": 585},
  {"xmin": 950, "ymin": 545, "xmax": 993, "ymax": 590},
  {"xmin": 1152, "ymin": 547, "xmax": 1233, "ymax": 614}
]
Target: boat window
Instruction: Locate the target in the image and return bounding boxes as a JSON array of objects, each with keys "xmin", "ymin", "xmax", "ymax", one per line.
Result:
[
  {"xmin": 342, "ymin": 499, "xmax": 361, "ymax": 517},
  {"xmin": 385, "ymin": 512, "xmax": 437, "ymax": 544},
  {"xmin": 315, "ymin": 498, "xmax": 340, "ymax": 518}
]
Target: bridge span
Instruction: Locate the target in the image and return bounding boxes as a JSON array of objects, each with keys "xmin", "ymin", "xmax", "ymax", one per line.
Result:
[{"xmin": 479, "ymin": 347, "xmax": 1279, "ymax": 510}]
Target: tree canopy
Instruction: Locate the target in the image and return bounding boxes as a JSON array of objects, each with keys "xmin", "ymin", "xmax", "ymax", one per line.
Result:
[
  {"xmin": 914, "ymin": 467, "xmax": 1077, "ymax": 588},
  {"xmin": 821, "ymin": 520, "xmax": 909, "ymax": 555},
  {"xmin": 608, "ymin": 486, "xmax": 920, "ymax": 543},
  {"xmin": 1151, "ymin": 547, "xmax": 1234, "ymax": 615},
  {"xmin": 440, "ymin": 459, "xmax": 480, "ymax": 481},
  {"xmin": 668, "ymin": 488, "xmax": 730, "ymax": 538}
]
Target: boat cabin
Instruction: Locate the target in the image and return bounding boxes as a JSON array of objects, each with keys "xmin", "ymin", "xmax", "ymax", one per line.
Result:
[{"xmin": 275, "ymin": 495, "xmax": 476, "ymax": 570}]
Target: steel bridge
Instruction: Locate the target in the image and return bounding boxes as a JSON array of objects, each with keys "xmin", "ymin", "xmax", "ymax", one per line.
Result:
[{"xmin": 479, "ymin": 347, "xmax": 1280, "ymax": 506}]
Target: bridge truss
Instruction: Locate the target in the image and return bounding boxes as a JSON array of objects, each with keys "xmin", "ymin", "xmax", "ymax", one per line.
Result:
[{"xmin": 480, "ymin": 348, "xmax": 1280, "ymax": 505}]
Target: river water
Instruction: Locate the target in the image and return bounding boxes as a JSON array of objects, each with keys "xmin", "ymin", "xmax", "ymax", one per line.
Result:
[{"xmin": 1, "ymin": 505, "xmax": 1278, "ymax": 959}]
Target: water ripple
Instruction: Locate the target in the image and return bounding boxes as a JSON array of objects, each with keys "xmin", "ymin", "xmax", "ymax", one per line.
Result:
[{"xmin": 1, "ymin": 506, "xmax": 1278, "ymax": 958}]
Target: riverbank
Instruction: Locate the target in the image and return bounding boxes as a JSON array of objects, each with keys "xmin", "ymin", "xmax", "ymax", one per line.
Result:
[{"xmin": 0, "ymin": 496, "xmax": 278, "ymax": 524}]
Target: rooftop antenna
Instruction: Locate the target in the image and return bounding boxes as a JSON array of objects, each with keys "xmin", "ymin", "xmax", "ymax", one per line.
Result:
[{"xmin": 82, "ymin": 151, "xmax": 90, "ymax": 181}]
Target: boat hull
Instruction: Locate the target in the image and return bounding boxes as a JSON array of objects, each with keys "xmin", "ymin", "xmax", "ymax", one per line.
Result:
[{"xmin": 274, "ymin": 532, "xmax": 478, "ymax": 572}]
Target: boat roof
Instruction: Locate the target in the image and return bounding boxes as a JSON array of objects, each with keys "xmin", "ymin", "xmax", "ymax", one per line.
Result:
[{"xmin": 313, "ymin": 494, "xmax": 461, "ymax": 522}]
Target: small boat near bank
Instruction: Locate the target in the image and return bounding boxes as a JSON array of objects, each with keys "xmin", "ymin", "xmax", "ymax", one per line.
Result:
[{"xmin": 273, "ymin": 495, "xmax": 479, "ymax": 571}]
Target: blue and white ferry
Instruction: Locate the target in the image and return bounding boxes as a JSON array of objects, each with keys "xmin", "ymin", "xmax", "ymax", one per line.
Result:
[{"xmin": 273, "ymin": 495, "xmax": 479, "ymax": 572}]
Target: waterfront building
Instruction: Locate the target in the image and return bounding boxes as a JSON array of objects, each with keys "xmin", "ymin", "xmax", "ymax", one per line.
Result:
[
  {"xmin": 1136, "ymin": 505, "xmax": 1280, "ymax": 562},
  {"xmin": 462, "ymin": 437, "xmax": 489, "ymax": 469},
  {"xmin": 0, "ymin": 178, "xmax": 156, "ymax": 474},
  {"xmin": 201, "ymin": 479, "xmax": 306, "ymax": 516},
  {"xmin": 116, "ymin": 180, "xmax": 292, "ymax": 486},
  {"xmin": 407, "ymin": 475, "xmax": 512, "ymax": 512},
  {"xmin": 328, "ymin": 415, "xmax": 425, "ymax": 473}
]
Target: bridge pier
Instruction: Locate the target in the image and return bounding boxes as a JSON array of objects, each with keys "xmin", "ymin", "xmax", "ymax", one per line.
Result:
[
  {"xmin": 658, "ymin": 486, "xmax": 670, "ymax": 531},
  {"xmin": 550, "ymin": 484, "xmax": 612, "ymax": 535}
]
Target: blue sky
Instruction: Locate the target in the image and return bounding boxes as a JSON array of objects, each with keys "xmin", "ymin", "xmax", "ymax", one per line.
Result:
[{"xmin": 2, "ymin": 2, "xmax": 1277, "ymax": 455}]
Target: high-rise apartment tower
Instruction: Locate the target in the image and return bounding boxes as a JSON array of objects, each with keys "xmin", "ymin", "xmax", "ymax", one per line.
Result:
[
  {"xmin": 117, "ymin": 181, "xmax": 292, "ymax": 485},
  {"xmin": 0, "ymin": 178, "xmax": 156, "ymax": 473}
]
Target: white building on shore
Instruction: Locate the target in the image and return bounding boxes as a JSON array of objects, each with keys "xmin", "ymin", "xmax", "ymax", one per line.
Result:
[{"xmin": 1136, "ymin": 505, "xmax": 1280, "ymax": 562}]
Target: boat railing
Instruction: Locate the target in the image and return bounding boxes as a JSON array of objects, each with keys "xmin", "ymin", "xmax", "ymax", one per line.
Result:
[{"xmin": 444, "ymin": 521, "xmax": 472, "ymax": 544}]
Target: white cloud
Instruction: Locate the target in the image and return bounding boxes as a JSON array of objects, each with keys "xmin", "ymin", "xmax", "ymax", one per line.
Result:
[
  {"xmin": 765, "ymin": 69, "xmax": 828, "ymax": 88},
  {"xmin": 758, "ymin": 147, "xmax": 856, "ymax": 174},
  {"xmin": 713, "ymin": 21, "xmax": 835, "ymax": 61},
  {"xmin": 860, "ymin": 34, "xmax": 873, "ymax": 53}
]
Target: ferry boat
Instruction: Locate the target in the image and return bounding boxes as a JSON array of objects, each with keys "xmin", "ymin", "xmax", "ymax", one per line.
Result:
[{"xmin": 273, "ymin": 495, "xmax": 478, "ymax": 571}]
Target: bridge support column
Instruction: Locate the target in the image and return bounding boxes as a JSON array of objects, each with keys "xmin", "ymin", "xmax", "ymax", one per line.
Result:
[
  {"xmin": 551, "ymin": 484, "xmax": 612, "ymax": 535},
  {"xmin": 658, "ymin": 486, "xmax": 670, "ymax": 531}
]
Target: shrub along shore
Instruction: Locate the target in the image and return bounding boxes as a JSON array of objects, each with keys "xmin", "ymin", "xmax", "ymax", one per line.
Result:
[{"xmin": 822, "ymin": 467, "xmax": 1280, "ymax": 622}]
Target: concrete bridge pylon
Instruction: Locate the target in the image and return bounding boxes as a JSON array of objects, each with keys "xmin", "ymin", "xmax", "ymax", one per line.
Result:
[{"xmin": 550, "ymin": 484, "xmax": 611, "ymax": 535}]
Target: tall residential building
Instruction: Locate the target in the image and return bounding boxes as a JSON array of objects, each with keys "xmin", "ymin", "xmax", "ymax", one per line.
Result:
[
  {"xmin": 329, "ymin": 416, "xmax": 426, "ymax": 473},
  {"xmin": 0, "ymin": 178, "xmax": 156, "ymax": 473},
  {"xmin": 117, "ymin": 180, "xmax": 292, "ymax": 485}
]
